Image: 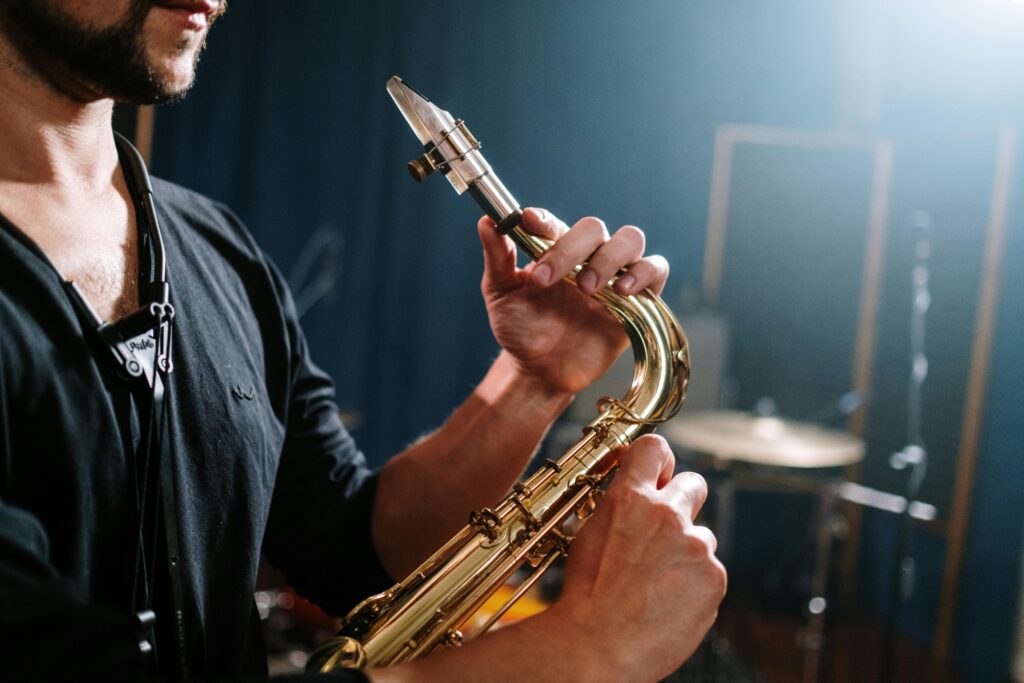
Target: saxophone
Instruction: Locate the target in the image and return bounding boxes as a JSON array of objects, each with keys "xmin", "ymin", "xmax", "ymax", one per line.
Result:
[{"xmin": 307, "ymin": 77, "xmax": 690, "ymax": 672}]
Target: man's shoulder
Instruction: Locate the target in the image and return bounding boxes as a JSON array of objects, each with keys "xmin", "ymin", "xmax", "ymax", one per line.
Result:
[
  {"xmin": 148, "ymin": 177, "xmax": 292, "ymax": 319},
  {"xmin": 150, "ymin": 176, "xmax": 263, "ymax": 263},
  {"xmin": 148, "ymin": 176, "xmax": 276, "ymax": 280}
]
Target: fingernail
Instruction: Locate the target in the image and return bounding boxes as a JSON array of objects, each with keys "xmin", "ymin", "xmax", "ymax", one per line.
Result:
[
  {"xmin": 533, "ymin": 207, "xmax": 546, "ymax": 221},
  {"xmin": 533, "ymin": 263, "xmax": 552, "ymax": 285},
  {"xmin": 619, "ymin": 274, "xmax": 636, "ymax": 291},
  {"xmin": 579, "ymin": 270, "xmax": 598, "ymax": 292}
]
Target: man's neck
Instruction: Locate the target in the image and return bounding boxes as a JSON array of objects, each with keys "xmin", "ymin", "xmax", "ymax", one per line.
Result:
[
  {"xmin": 0, "ymin": 25, "xmax": 141, "ymax": 324},
  {"xmin": 0, "ymin": 27, "xmax": 118, "ymax": 194}
]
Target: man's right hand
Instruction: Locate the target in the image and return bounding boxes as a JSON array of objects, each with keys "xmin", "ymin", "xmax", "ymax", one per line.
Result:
[
  {"xmin": 551, "ymin": 434, "xmax": 727, "ymax": 681},
  {"xmin": 369, "ymin": 435, "xmax": 726, "ymax": 683}
]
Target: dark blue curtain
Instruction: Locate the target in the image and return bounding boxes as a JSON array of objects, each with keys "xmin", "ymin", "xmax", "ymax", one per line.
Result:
[{"xmin": 151, "ymin": 0, "xmax": 837, "ymax": 465}]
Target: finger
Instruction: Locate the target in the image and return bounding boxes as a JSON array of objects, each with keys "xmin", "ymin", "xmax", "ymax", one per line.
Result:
[
  {"xmin": 656, "ymin": 445, "xmax": 675, "ymax": 488},
  {"xmin": 664, "ymin": 471, "xmax": 709, "ymax": 522},
  {"xmin": 577, "ymin": 225, "xmax": 645, "ymax": 295},
  {"xmin": 477, "ymin": 216, "xmax": 518, "ymax": 296},
  {"xmin": 520, "ymin": 207, "xmax": 570, "ymax": 241},
  {"xmin": 532, "ymin": 216, "xmax": 609, "ymax": 287},
  {"xmin": 615, "ymin": 434, "xmax": 675, "ymax": 490},
  {"xmin": 613, "ymin": 254, "xmax": 670, "ymax": 296},
  {"xmin": 689, "ymin": 525, "xmax": 719, "ymax": 555}
]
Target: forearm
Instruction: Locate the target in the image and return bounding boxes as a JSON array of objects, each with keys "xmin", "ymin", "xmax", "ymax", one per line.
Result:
[
  {"xmin": 372, "ymin": 350, "xmax": 573, "ymax": 578},
  {"xmin": 364, "ymin": 605, "xmax": 606, "ymax": 683}
]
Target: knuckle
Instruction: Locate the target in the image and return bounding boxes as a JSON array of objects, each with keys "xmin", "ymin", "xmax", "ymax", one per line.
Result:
[
  {"xmin": 649, "ymin": 254, "xmax": 670, "ymax": 278},
  {"xmin": 627, "ymin": 260, "xmax": 651, "ymax": 282},
  {"xmin": 603, "ymin": 480, "xmax": 641, "ymax": 507},
  {"xmin": 649, "ymin": 499, "xmax": 685, "ymax": 533},
  {"xmin": 616, "ymin": 225, "xmax": 646, "ymax": 251},
  {"xmin": 709, "ymin": 559, "xmax": 728, "ymax": 597},
  {"xmin": 625, "ymin": 434, "xmax": 670, "ymax": 463},
  {"xmin": 527, "ymin": 207, "xmax": 556, "ymax": 232},
  {"xmin": 577, "ymin": 216, "xmax": 609, "ymax": 240},
  {"xmin": 685, "ymin": 536, "xmax": 728, "ymax": 599},
  {"xmin": 680, "ymin": 470, "xmax": 707, "ymax": 495},
  {"xmin": 631, "ymin": 255, "xmax": 669, "ymax": 283},
  {"xmin": 607, "ymin": 480, "xmax": 661, "ymax": 515},
  {"xmin": 681, "ymin": 529, "xmax": 709, "ymax": 555},
  {"xmin": 684, "ymin": 527, "xmax": 715, "ymax": 554},
  {"xmin": 585, "ymin": 249, "xmax": 615, "ymax": 275},
  {"xmin": 634, "ymin": 433, "xmax": 671, "ymax": 456},
  {"xmin": 543, "ymin": 239, "xmax": 572, "ymax": 267}
]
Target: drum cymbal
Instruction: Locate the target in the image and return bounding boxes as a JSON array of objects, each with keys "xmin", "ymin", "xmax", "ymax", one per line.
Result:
[{"xmin": 664, "ymin": 410, "xmax": 865, "ymax": 468}]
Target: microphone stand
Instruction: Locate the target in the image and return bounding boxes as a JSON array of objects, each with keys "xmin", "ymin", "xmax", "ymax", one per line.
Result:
[{"xmin": 880, "ymin": 212, "xmax": 933, "ymax": 683}]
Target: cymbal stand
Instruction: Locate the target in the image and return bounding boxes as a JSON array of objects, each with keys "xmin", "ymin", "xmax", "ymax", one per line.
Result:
[{"xmin": 881, "ymin": 212, "xmax": 933, "ymax": 683}]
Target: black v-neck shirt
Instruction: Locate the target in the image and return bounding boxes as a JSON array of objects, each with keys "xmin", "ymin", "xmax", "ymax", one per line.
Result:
[{"xmin": 0, "ymin": 177, "xmax": 389, "ymax": 680}]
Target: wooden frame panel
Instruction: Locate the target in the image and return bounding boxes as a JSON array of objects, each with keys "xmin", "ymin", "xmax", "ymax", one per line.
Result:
[
  {"xmin": 932, "ymin": 125, "xmax": 1017, "ymax": 663},
  {"xmin": 701, "ymin": 123, "xmax": 892, "ymax": 604}
]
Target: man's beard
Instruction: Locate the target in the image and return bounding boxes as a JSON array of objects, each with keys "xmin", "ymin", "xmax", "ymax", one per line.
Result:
[{"xmin": 1, "ymin": 0, "xmax": 218, "ymax": 106}]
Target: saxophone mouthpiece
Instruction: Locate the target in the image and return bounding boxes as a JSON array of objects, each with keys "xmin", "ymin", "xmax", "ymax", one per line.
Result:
[
  {"xmin": 386, "ymin": 77, "xmax": 439, "ymax": 148},
  {"xmin": 387, "ymin": 76, "xmax": 488, "ymax": 195}
]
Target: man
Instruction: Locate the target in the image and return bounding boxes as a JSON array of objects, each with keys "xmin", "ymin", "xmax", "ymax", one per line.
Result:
[{"xmin": 0, "ymin": 1, "xmax": 726, "ymax": 681}]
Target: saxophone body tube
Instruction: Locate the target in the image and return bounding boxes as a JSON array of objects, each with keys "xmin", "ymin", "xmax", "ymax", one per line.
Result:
[{"xmin": 306, "ymin": 76, "xmax": 691, "ymax": 673}]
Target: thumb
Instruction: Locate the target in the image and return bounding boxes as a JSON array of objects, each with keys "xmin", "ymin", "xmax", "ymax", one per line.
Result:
[{"xmin": 478, "ymin": 216, "xmax": 518, "ymax": 297}]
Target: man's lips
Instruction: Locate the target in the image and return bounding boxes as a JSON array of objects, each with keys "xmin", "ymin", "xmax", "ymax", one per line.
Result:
[
  {"xmin": 152, "ymin": 0, "xmax": 218, "ymax": 30},
  {"xmin": 153, "ymin": 0, "xmax": 218, "ymax": 14}
]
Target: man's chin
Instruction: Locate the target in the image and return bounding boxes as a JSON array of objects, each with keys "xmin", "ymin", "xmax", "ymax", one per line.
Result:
[
  {"xmin": 115, "ymin": 51, "xmax": 199, "ymax": 105},
  {"xmin": 151, "ymin": 67, "xmax": 195, "ymax": 100},
  {"xmin": 105, "ymin": 70, "xmax": 193, "ymax": 106},
  {"xmin": 113, "ymin": 81, "xmax": 192, "ymax": 106}
]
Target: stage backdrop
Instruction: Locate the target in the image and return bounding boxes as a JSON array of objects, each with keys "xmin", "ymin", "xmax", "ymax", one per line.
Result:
[{"xmin": 150, "ymin": 0, "xmax": 837, "ymax": 465}]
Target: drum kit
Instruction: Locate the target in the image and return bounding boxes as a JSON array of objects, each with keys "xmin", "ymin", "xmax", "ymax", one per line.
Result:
[
  {"xmin": 659, "ymin": 217, "xmax": 940, "ymax": 683},
  {"xmin": 663, "ymin": 408, "xmax": 936, "ymax": 683},
  {"xmin": 664, "ymin": 410, "xmax": 865, "ymax": 470},
  {"xmin": 664, "ymin": 409, "xmax": 862, "ymax": 683}
]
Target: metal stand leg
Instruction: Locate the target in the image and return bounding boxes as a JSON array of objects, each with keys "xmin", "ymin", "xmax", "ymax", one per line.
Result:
[
  {"xmin": 715, "ymin": 477, "xmax": 736, "ymax": 566},
  {"xmin": 800, "ymin": 481, "xmax": 839, "ymax": 683}
]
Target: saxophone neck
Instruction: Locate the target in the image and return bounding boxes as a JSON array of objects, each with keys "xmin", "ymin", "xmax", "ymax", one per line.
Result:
[{"xmin": 388, "ymin": 75, "xmax": 690, "ymax": 428}]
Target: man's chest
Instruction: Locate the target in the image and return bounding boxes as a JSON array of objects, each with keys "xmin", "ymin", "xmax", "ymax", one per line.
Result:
[
  {"xmin": 0, "ymin": 213, "xmax": 287, "ymax": 501},
  {"xmin": 47, "ymin": 238, "xmax": 140, "ymax": 322},
  {"xmin": 0, "ymin": 182, "xmax": 138, "ymax": 321},
  {"xmin": 0, "ymin": 270, "xmax": 286, "ymax": 568}
]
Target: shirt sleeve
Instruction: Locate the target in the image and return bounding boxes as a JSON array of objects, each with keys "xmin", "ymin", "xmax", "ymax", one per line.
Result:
[
  {"xmin": 258, "ymin": 259, "xmax": 394, "ymax": 617},
  {"xmin": 1, "ymin": 500, "xmax": 380, "ymax": 683}
]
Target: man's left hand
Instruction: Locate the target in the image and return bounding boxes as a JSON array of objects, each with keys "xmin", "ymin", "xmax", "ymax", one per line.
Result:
[{"xmin": 477, "ymin": 207, "xmax": 669, "ymax": 395}]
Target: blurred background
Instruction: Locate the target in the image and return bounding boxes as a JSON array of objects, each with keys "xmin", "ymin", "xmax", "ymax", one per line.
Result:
[{"xmin": 116, "ymin": 0, "xmax": 1023, "ymax": 680}]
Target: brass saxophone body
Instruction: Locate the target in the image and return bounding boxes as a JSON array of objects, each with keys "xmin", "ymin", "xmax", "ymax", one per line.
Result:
[{"xmin": 307, "ymin": 77, "xmax": 690, "ymax": 672}]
